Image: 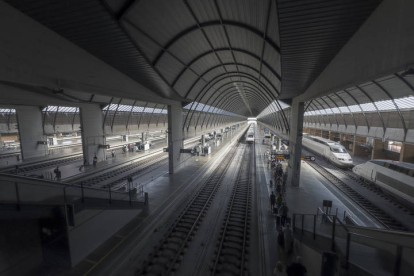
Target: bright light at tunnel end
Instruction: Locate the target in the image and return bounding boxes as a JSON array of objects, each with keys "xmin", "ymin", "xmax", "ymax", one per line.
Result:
[{"xmin": 247, "ymin": 117, "xmax": 257, "ymax": 121}]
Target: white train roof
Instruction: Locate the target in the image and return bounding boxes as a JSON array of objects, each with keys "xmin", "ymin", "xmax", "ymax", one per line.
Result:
[
  {"xmin": 304, "ymin": 134, "xmax": 337, "ymax": 145},
  {"xmin": 370, "ymin": 159, "xmax": 414, "ymax": 170}
]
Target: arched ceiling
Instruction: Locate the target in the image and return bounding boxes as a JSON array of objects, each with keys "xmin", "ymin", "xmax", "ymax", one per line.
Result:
[{"xmin": 5, "ymin": 0, "xmax": 382, "ymax": 118}]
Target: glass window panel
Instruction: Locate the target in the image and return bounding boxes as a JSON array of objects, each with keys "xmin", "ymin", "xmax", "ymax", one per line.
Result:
[
  {"xmin": 339, "ymin": 106, "xmax": 350, "ymax": 113},
  {"xmin": 360, "ymin": 103, "xmax": 376, "ymax": 111}
]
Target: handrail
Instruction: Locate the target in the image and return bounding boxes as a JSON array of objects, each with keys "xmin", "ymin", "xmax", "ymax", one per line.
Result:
[
  {"xmin": 293, "ymin": 212, "xmax": 414, "ymax": 275},
  {"xmin": 0, "ymin": 173, "xmax": 131, "ymax": 196},
  {"xmin": 348, "ymin": 232, "xmax": 414, "ymax": 250}
]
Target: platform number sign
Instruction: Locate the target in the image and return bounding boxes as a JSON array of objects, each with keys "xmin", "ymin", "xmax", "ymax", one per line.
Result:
[{"xmin": 301, "ymin": 156, "xmax": 316, "ymax": 161}]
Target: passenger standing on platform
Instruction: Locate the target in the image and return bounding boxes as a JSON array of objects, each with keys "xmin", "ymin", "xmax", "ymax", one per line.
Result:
[
  {"xmin": 277, "ymin": 229, "xmax": 284, "ymax": 248},
  {"xmin": 111, "ymin": 150, "xmax": 116, "ymax": 158},
  {"xmin": 276, "ymin": 183, "xmax": 282, "ymax": 195},
  {"xmin": 274, "ymin": 261, "xmax": 287, "ymax": 276},
  {"xmin": 127, "ymin": 175, "xmax": 133, "ymax": 191},
  {"xmin": 287, "ymin": 256, "xmax": 307, "ymax": 276},
  {"xmin": 79, "ymin": 159, "xmax": 88, "ymax": 171},
  {"xmin": 128, "ymin": 144, "xmax": 131, "ymax": 152},
  {"xmin": 279, "ymin": 202, "xmax": 289, "ymax": 227},
  {"xmin": 14, "ymin": 165, "xmax": 20, "ymax": 175},
  {"xmin": 93, "ymin": 154, "xmax": 98, "ymax": 167},
  {"xmin": 283, "ymin": 223, "xmax": 293, "ymax": 254},
  {"xmin": 283, "ymin": 172, "xmax": 288, "ymax": 185},
  {"xmin": 270, "ymin": 192, "xmax": 276, "ymax": 211},
  {"xmin": 276, "ymin": 194, "xmax": 283, "ymax": 208},
  {"xmin": 54, "ymin": 166, "xmax": 61, "ymax": 180}
]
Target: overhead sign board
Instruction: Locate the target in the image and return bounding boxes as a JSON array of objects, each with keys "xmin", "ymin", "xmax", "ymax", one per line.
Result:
[
  {"xmin": 273, "ymin": 154, "xmax": 290, "ymax": 160},
  {"xmin": 301, "ymin": 156, "xmax": 316, "ymax": 161}
]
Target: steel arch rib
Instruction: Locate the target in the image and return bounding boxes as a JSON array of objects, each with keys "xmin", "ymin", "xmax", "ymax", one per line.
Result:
[
  {"xmin": 190, "ymin": 79, "xmax": 283, "ymax": 131},
  {"xmin": 176, "ymin": 48, "xmax": 281, "ymax": 91},
  {"xmin": 334, "ymin": 92, "xmax": 357, "ymax": 131},
  {"xmin": 152, "ymin": 21, "xmax": 280, "ymax": 66},
  {"xmin": 312, "ymin": 99, "xmax": 330, "ymax": 128},
  {"xmin": 343, "ymin": 89, "xmax": 370, "ymax": 131},
  {"xmin": 372, "ymin": 80, "xmax": 407, "ymax": 136},
  {"xmin": 197, "ymin": 88, "xmax": 265, "ymax": 129},
  {"xmin": 200, "ymin": 84, "xmax": 279, "ymax": 129},
  {"xmin": 183, "ymin": 74, "xmax": 264, "ymax": 130},
  {"xmin": 185, "ymin": 63, "xmax": 279, "ymax": 98},
  {"xmin": 325, "ymin": 95, "xmax": 347, "ymax": 128},
  {"xmin": 184, "ymin": 74, "xmax": 285, "ymax": 130},
  {"xmin": 356, "ymin": 85, "xmax": 386, "ymax": 134},
  {"xmin": 317, "ymin": 97, "xmax": 339, "ymax": 127}
]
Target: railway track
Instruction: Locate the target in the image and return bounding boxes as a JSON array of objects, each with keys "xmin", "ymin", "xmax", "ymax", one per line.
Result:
[
  {"xmin": 304, "ymin": 157, "xmax": 408, "ymax": 231},
  {"xmin": 0, "ymin": 137, "xmax": 179, "ymax": 175},
  {"xmin": 210, "ymin": 143, "xmax": 252, "ymax": 276},
  {"xmin": 80, "ymin": 152, "xmax": 167, "ymax": 188},
  {"xmin": 135, "ymin": 137, "xmax": 242, "ymax": 276}
]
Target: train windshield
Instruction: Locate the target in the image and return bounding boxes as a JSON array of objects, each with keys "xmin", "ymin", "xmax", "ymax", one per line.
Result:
[
  {"xmin": 330, "ymin": 146, "xmax": 347, "ymax": 153},
  {"xmin": 248, "ymin": 135, "xmax": 254, "ymax": 138}
]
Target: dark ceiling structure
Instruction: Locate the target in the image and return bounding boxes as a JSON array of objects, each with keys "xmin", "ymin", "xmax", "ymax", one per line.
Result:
[{"xmin": 6, "ymin": 0, "xmax": 382, "ymax": 118}]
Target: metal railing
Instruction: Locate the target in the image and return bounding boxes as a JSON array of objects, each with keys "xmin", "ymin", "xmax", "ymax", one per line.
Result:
[
  {"xmin": 292, "ymin": 209, "xmax": 414, "ymax": 276},
  {"xmin": 0, "ymin": 173, "xmax": 147, "ymax": 210}
]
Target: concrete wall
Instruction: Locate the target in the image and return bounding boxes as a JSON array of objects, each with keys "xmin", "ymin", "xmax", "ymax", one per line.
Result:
[
  {"xmin": 16, "ymin": 106, "xmax": 46, "ymax": 160},
  {"xmin": 0, "ymin": 220, "xmax": 43, "ymax": 276},
  {"xmin": 80, "ymin": 105, "xmax": 106, "ymax": 164},
  {"xmin": 67, "ymin": 209, "xmax": 138, "ymax": 267},
  {"xmin": 0, "ymin": 1, "xmax": 177, "ymax": 107},
  {"xmin": 297, "ymin": 0, "xmax": 414, "ymax": 103}
]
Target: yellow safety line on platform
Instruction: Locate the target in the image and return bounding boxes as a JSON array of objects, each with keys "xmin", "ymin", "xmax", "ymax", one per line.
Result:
[
  {"xmin": 84, "ymin": 259, "xmax": 97, "ymax": 265},
  {"xmin": 82, "ymin": 134, "xmax": 238, "ymax": 276}
]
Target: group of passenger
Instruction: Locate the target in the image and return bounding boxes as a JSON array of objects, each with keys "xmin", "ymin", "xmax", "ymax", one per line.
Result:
[{"xmin": 266, "ymin": 156, "xmax": 307, "ymax": 276}]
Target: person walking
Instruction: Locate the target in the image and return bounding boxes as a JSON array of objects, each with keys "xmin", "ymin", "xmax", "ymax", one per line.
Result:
[
  {"xmin": 111, "ymin": 150, "xmax": 116, "ymax": 158},
  {"xmin": 270, "ymin": 192, "xmax": 276, "ymax": 212},
  {"xmin": 287, "ymin": 256, "xmax": 307, "ymax": 276},
  {"xmin": 279, "ymin": 202, "xmax": 289, "ymax": 227},
  {"xmin": 283, "ymin": 223, "xmax": 293, "ymax": 254},
  {"xmin": 54, "ymin": 166, "xmax": 61, "ymax": 180},
  {"xmin": 93, "ymin": 154, "xmax": 98, "ymax": 167},
  {"xmin": 127, "ymin": 175, "xmax": 133, "ymax": 191}
]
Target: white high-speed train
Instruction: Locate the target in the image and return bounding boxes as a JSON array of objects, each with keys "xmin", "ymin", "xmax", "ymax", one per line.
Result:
[
  {"xmin": 246, "ymin": 124, "xmax": 255, "ymax": 143},
  {"xmin": 353, "ymin": 160, "xmax": 414, "ymax": 205},
  {"xmin": 302, "ymin": 134, "xmax": 353, "ymax": 168}
]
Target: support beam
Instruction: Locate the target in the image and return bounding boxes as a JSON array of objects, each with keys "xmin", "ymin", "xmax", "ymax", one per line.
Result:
[
  {"xmin": 297, "ymin": 0, "xmax": 414, "ymax": 102},
  {"xmin": 287, "ymin": 101, "xmax": 305, "ymax": 187},
  {"xmin": 168, "ymin": 105, "xmax": 183, "ymax": 174},
  {"xmin": 80, "ymin": 105, "xmax": 106, "ymax": 165},
  {"xmin": 16, "ymin": 106, "xmax": 46, "ymax": 160}
]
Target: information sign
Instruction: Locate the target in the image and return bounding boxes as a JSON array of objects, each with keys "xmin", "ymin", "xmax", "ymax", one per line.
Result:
[{"xmin": 301, "ymin": 156, "xmax": 316, "ymax": 161}]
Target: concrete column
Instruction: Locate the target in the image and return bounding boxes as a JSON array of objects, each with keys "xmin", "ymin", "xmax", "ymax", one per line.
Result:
[
  {"xmin": 371, "ymin": 139, "xmax": 388, "ymax": 160},
  {"xmin": 276, "ymin": 137, "xmax": 281, "ymax": 149},
  {"xmin": 353, "ymin": 136, "xmax": 367, "ymax": 157},
  {"xmin": 288, "ymin": 101, "xmax": 305, "ymax": 187},
  {"xmin": 80, "ymin": 105, "xmax": 106, "ymax": 165},
  {"xmin": 16, "ymin": 106, "xmax": 46, "ymax": 160},
  {"xmin": 400, "ymin": 143, "xmax": 414, "ymax": 163},
  {"xmin": 168, "ymin": 105, "xmax": 183, "ymax": 174},
  {"xmin": 201, "ymin": 135, "xmax": 205, "ymax": 147}
]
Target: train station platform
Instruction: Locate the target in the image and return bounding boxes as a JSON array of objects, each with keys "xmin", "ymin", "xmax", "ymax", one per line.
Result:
[{"xmin": 17, "ymin": 127, "xmax": 246, "ymax": 276}]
